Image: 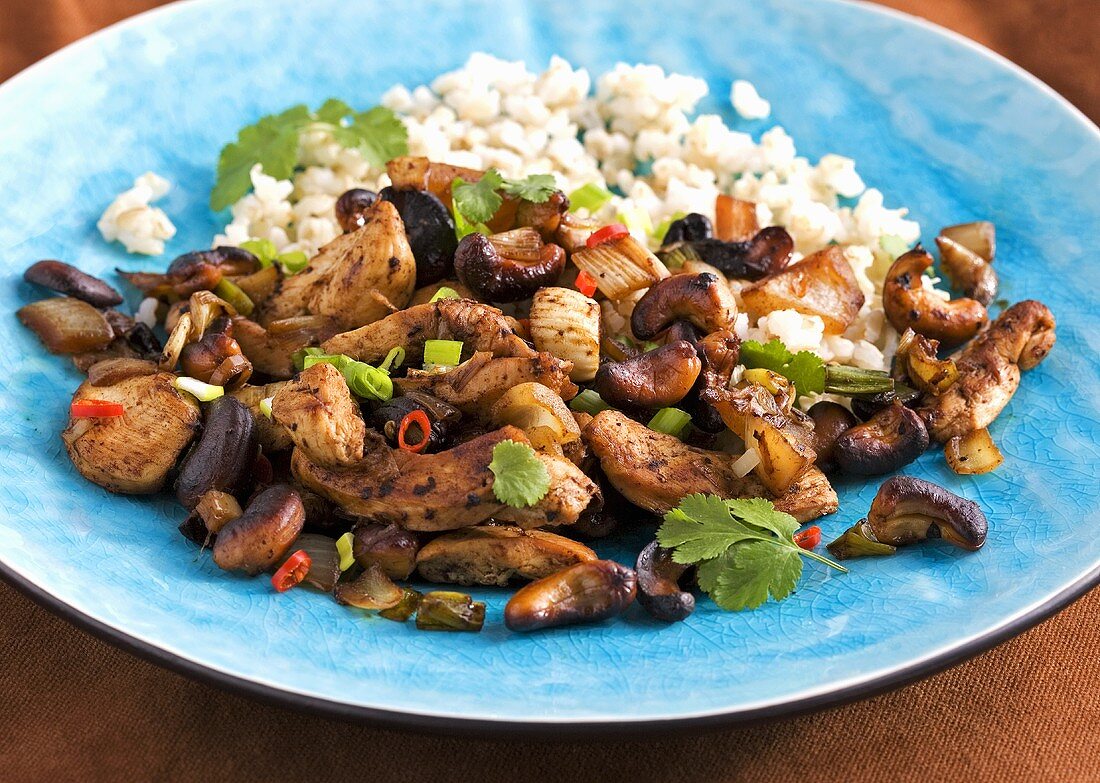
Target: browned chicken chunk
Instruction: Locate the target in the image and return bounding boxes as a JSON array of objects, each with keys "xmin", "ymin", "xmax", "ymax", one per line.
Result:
[
  {"xmin": 270, "ymin": 363, "xmax": 370, "ymax": 467},
  {"xmin": 415, "ymin": 526, "xmax": 597, "ymax": 586}
]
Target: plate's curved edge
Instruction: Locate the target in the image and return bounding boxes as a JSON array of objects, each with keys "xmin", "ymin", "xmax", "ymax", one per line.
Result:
[
  {"xmin": 4, "ymin": 555, "xmax": 1097, "ymax": 736},
  {"xmin": 1, "ymin": 0, "xmax": 1099, "ymax": 733}
]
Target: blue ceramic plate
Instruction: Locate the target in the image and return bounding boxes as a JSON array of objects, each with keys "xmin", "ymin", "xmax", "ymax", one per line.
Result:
[{"xmin": 1, "ymin": 0, "xmax": 1097, "ymax": 732}]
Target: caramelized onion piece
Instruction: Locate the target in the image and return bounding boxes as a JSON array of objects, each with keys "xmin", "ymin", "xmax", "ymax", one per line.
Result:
[
  {"xmin": 17, "ymin": 297, "xmax": 114, "ymax": 355},
  {"xmin": 945, "ymin": 428, "xmax": 1004, "ymax": 474}
]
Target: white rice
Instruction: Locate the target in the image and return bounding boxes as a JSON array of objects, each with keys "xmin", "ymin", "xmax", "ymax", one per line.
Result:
[
  {"xmin": 208, "ymin": 54, "xmax": 938, "ymax": 376},
  {"xmin": 97, "ymin": 172, "xmax": 176, "ymax": 255}
]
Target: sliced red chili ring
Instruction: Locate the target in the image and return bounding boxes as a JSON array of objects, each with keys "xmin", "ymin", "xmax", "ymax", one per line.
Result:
[
  {"xmin": 585, "ymin": 223, "xmax": 630, "ymax": 248},
  {"xmin": 397, "ymin": 409, "xmax": 431, "ymax": 453},
  {"xmin": 70, "ymin": 399, "xmax": 125, "ymax": 418},
  {"xmin": 574, "ymin": 269, "xmax": 598, "ymax": 297},
  {"xmin": 272, "ymin": 550, "xmax": 311, "ymax": 592},
  {"xmin": 793, "ymin": 525, "xmax": 822, "ymax": 550}
]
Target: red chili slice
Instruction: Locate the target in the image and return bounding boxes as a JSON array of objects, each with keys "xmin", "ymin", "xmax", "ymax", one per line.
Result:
[
  {"xmin": 70, "ymin": 399, "xmax": 125, "ymax": 418},
  {"xmin": 585, "ymin": 223, "xmax": 630, "ymax": 248},
  {"xmin": 272, "ymin": 550, "xmax": 311, "ymax": 592},
  {"xmin": 397, "ymin": 409, "xmax": 431, "ymax": 453},
  {"xmin": 574, "ymin": 269, "xmax": 598, "ymax": 298},
  {"xmin": 793, "ymin": 525, "xmax": 822, "ymax": 550}
]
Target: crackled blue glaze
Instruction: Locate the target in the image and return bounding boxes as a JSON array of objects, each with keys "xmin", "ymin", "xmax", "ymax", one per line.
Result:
[{"xmin": 0, "ymin": 0, "xmax": 1098, "ymax": 726}]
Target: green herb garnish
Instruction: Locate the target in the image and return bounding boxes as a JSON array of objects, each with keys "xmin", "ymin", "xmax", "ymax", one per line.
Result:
[
  {"xmin": 489, "ymin": 440, "xmax": 550, "ymax": 508},
  {"xmin": 501, "ymin": 173, "xmax": 557, "ymax": 203},
  {"xmin": 657, "ymin": 494, "xmax": 846, "ymax": 611},
  {"xmin": 240, "ymin": 239, "xmax": 311, "ymax": 275},
  {"xmin": 293, "ymin": 348, "xmax": 394, "ymax": 401},
  {"xmin": 740, "ymin": 338, "xmax": 892, "ymax": 398},
  {"xmin": 211, "ymin": 101, "xmax": 407, "ymax": 211},
  {"xmin": 451, "ymin": 169, "xmax": 557, "ymax": 229}
]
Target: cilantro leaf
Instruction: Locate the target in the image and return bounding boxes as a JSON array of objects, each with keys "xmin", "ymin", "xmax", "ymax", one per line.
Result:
[
  {"xmin": 658, "ymin": 494, "xmax": 762, "ymax": 563},
  {"xmin": 338, "ymin": 106, "xmax": 409, "ymax": 168},
  {"xmin": 709, "ymin": 540, "xmax": 803, "ymax": 611},
  {"xmin": 211, "ymin": 105, "xmax": 310, "ymax": 211},
  {"xmin": 502, "ymin": 173, "xmax": 557, "ymax": 203},
  {"xmin": 489, "ymin": 440, "xmax": 550, "ymax": 508},
  {"xmin": 724, "ymin": 497, "xmax": 799, "ymax": 540},
  {"xmin": 315, "ymin": 98, "xmax": 354, "ymax": 124},
  {"xmin": 452, "ymin": 171, "xmax": 505, "ymax": 225},
  {"xmin": 740, "ymin": 338, "xmax": 826, "ymax": 397}
]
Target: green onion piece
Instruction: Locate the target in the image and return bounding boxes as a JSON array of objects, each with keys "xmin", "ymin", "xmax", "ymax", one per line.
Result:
[
  {"xmin": 823, "ymin": 366, "xmax": 895, "ymax": 396},
  {"xmin": 240, "ymin": 238, "xmax": 277, "ymax": 268},
  {"xmin": 648, "ymin": 407, "xmax": 692, "ymax": 438},
  {"xmin": 568, "ymin": 182, "xmax": 613, "ymax": 213},
  {"xmin": 651, "ymin": 211, "xmax": 687, "ymax": 243},
  {"xmin": 568, "ymin": 389, "xmax": 610, "ymax": 415},
  {"xmin": 335, "ymin": 532, "xmax": 355, "ymax": 572},
  {"xmin": 292, "ymin": 346, "xmax": 326, "ymax": 371},
  {"xmin": 212, "ymin": 278, "xmax": 255, "ymax": 317},
  {"xmin": 879, "ymin": 234, "xmax": 911, "ymax": 261},
  {"xmin": 429, "ymin": 286, "xmax": 461, "ymax": 303},
  {"xmin": 277, "ymin": 250, "xmax": 310, "ymax": 274},
  {"xmin": 657, "ymin": 241, "xmax": 701, "ymax": 269},
  {"xmin": 173, "ymin": 376, "xmax": 224, "ymax": 402},
  {"xmin": 302, "ymin": 353, "xmax": 353, "ymax": 372},
  {"xmin": 343, "ymin": 362, "xmax": 393, "ymax": 401},
  {"xmin": 379, "ymin": 346, "xmax": 405, "ymax": 373},
  {"xmin": 423, "ymin": 339, "xmax": 463, "ymax": 370},
  {"xmin": 259, "ymin": 396, "xmax": 274, "ymax": 419},
  {"xmin": 616, "ymin": 205, "xmax": 653, "ymax": 237}
]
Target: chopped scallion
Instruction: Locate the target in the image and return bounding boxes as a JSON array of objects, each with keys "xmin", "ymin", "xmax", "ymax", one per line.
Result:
[
  {"xmin": 423, "ymin": 339, "xmax": 463, "ymax": 370},
  {"xmin": 300, "ymin": 351, "xmax": 394, "ymax": 401},
  {"xmin": 278, "ymin": 250, "xmax": 310, "ymax": 274},
  {"xmin": 379, "ymin": 346, "xmax": 405, "ymax": 373},
  {"xmin": 336, "ymin": 532, "xmax": 355, "ymax": 572},
  {"xmin": 568, "ymin": 389, "xmax": 610, "ymax": 415},
  {"xmin": 823, "ymin": 366, "xmax": 895, "ymax": 396},
  {"xmin": 648, "ymin": 407, "xmax": 692, "ymax": 438},
  {"xmin": 173, "ymin": 376, "xmax": 224, "ymax": 402},
  {"xmin": 568, "ymin": 182, "xmax": 613, "ymax": 213},
  {"xmin": 616, "ymin": 205, "xmax": 653, "ymax": 238},
  {"xmin": 259, "ymin": 396, "xmax": 274, "ymax": 419},
  {"xmin": 213, "ymin": 278, "xmax": 255, "ymax": 317},
  {"xmin": 429, "ymin": 286, "xmax": 461, "ymax": 303}
]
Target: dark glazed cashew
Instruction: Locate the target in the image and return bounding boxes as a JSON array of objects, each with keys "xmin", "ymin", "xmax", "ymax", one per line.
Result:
[
  {"xmin": 866, "ymin": 475, "xmax": 988, "ymax": 550},
  {"xmin": 594, "ymin": 340, "xmax": 702, "ymax": 409},
  {"xmin": 504, "ymin": 560, "xmax": 637, "ymax": 631},
  {"xmin": 334, "ymin": 188, "xmax": 378, "ymax": 233},
  {"xmin": 212, "ymin": 484, "xmax": 305, "ymax": 574},
  {"xmin": 682, "ymin": 226, "xmax": 793, "ymax": 280},
  {"xmin": 833, "ymin": 402, "xmax": 929, "ymax": 475},
  {"xmin": 630, "ymin": 273, "xmax": 738, "ymax": 340},
  {"xmin": 180, "ymin": 316, "xmax": 252, "ymax": 389},
  {"xmin": 692, "ymin": 329, "xmax": 742, "ymax": 433},
  {"xmin": 882, "ymin": 249, "xmax": 988, "ymax": 347},
  {"xmin": 24, "ymin": 260, "xmax": 123, "ymax": 308},
  {"xmin": 636, "ymin": 540, "xmax": 694, "ymax": 622},
  {"xmin": 807, "ymin": 401, "xmax": 858, "ymax": 469},
  {"xmin": 175, "ymin": 396, "xmax": 258, "ymax": 510},
  {"xmin": 454, "ymin": 232, "xmax": 566, "ymax": 302}
]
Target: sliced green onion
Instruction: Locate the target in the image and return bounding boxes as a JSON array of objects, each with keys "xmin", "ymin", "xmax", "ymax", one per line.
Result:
[
  {"xmin": 569, "ymin": 389, "xmax": 611, "ymax": 415},
  {"xmin": 648, "ymin": 407, "xmax": 692, "ymax": 438},
  {"xmin": 651, "ymin": 211, "xmax": 686, "ymax": 243},
  {"xmin": 429, "ymin": 286, "xmax": 461, "ymax": 303},
  {"xmin": 657, "ymin": 242, "xmax": 701, "ymax": 269},
  {"xmin": 823, "ymin": 366, "xmax": 895, "ymax": 396},
  {"xmin": 616, "ymin": 205, "xmax": 653, "ymax": 238},
  {"xmin": 568, "ymin": 182, "xmax": 613, "ymax": 213},
  {"xmin": 335, "ymin": 532, "xmax": 356, "ymax": 572},
  {"xmin": 173, "ymin": 376, "xmax": 224, "ymax": 402},
  {"xmin": 423, "ymin": 339, "xmax": 463, "ymax": 370},
  {"xmin": 879, "ymin": 234, "xmax": 911, "ymax": 261},
  {"xmin": 379, "ymin": 346, "xmax": 405, "ymax": 373},
  {"xmin": 343, "ymin": 362, "xmax": 393, "ymax": 401},
  {"xmin": 240, "ymin": 238, "xmax": 277, "ymax": 268},
  {"xmin": 292, "ymin": 346, "xmax": 325, "ymax": 371},
  {"xmin": 278, "ymin": 250, "xmax": 309, "ymax": 274},
  {"xmin": 259, "ymin": 396, "xmax": 274, "ymax": 419},
  {"xmin": 213, "ymin": 278, "xmax": 255, "ymax": 317},
  {"xmin": 302, "ymin": 353, "xmax": 352, "ymax": 372}
]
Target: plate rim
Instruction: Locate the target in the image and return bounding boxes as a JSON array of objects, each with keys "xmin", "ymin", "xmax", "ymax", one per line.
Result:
[{"xmin": 2, "ymin": 0, "xmax": 1098, "ymax": 734}]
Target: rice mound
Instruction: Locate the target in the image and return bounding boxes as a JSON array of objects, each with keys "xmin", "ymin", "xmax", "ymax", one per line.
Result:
[{"xmin": 212, "ymin": 54, "xmax": 941, "ymax": 378}]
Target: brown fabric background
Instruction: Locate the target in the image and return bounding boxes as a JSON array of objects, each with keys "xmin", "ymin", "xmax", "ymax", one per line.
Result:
[{"xmin": 1, "ymin": 2, "xmax": 1098, "ymax": 781}]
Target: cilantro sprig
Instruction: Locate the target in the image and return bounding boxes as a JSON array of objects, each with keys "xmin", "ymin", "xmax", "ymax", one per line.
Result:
[
  {"xmin": 740, "ymin": 338, "xmax": 893, "ymax": 399},
  {"xmin": 657, "ymin": 494, "xmax": 846, "ymax": 611},
  {"xmin": 211, "ymin": 100, "xmax": 408, "ymax": 211},
  {"xmin": 489, "ymin": 440, "xmax": 550, "ymax": 508},
  {"xmin": 451, "ymin": 169, "xmax": 558, "ymax": 230}
]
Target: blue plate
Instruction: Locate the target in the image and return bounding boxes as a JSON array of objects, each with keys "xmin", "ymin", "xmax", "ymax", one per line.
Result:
[{"xmin": 0, "ymin": 0, "xmax": 1097, "ymax": 731}]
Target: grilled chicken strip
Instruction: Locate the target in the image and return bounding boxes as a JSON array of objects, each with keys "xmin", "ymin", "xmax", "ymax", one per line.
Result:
[
  {"xmin": 270, "ymin": 363, "xmax": 371, "ymax": 467},
  {"xmin": 415, "ymin": 526, "xmax": 597, "ymax": 586},
  {"xmin": 918, "ymin": 300, "xmax": 1055, "ymax": 442},
  {"xmin": 62, "ymin": 372, "xmax": 201, "ymax": 494},
  {"xmin": 321, "ymin": 298, "xmax": 537, "ymax": 364},
  {"xmin": 584, "ymin": 410, "xmax": 838, "ymax": 523},
  {"xmin": 262, "ymin": 200, "xmax": 416, "ymax": 329},
  {"xmin": 396, "ymin": 351, "xmax": 576, "ymax": 415},
  {"xmin": 292, "ymin": 426, "xmax": 599, "ymax": 531},
  {"xmin": 232, "ymin": 315, "xmax": 341, "ymax": 380}
]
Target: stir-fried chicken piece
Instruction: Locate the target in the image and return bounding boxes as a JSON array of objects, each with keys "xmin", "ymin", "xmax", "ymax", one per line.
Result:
[
  {"xmin": 270, "ymin": 363, "xmax": 372, "ymax": 467},
  {"xmin": 918, "ymin": 300, "xmax": 1055, "ymax": 442},
  {"xmin": 583, "ymin": 410, "xmax": 837, "ymax": 523},
  {"xmin": 62, "ymin": 373, "xmax": 201, "ymax": 494},
  {"xmin": 262, "ymin": 200, "xmax": 416, "ymax": 329},
  {"xmin": 292, "ymin": 426, "xmax": 599, "ymax": 531},
  {"xmin": 321, "ymin": 298, "xmax": 537, "ymax": 364},
  {"xmin": 231, "ymin": 315, "xmax": 341, "ymax": 380},
  {"xmin": 416, "ymin": 526, "xmax": 597, "ymax": 586},
  {"xmin": 396, "ymin": 351, "xmax": 576, "ymax": 415}
]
